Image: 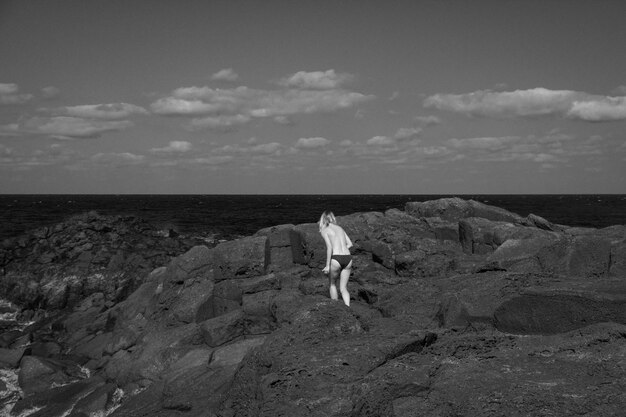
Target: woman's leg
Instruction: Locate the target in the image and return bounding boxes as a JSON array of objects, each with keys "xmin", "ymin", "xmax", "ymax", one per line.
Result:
[
  {"xmin": 339, "ymin": 263, "xmax": 352, "ymax": 306},
  {"xmin": 329, "ymin": 260, "xmax": 341, "ymax": 300}
]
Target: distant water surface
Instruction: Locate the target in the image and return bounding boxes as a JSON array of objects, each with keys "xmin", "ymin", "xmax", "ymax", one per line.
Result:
[{"xmin": 1, "ymin": 194, "xmax": 625, "ymax": 241}]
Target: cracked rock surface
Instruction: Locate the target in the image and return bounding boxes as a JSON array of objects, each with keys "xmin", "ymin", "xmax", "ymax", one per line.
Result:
[{"xmin": 1, "ymin": 197, "xmax": 626, "ymax": 416}]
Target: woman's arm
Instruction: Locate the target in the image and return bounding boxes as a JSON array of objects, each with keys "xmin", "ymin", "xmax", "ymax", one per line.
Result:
[{"xmin": 346, "ymin": 232, "xmax": 353, "ymax": 249}]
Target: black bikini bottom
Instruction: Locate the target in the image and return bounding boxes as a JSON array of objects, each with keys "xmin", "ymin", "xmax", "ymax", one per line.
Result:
[{"xmin": 331, "ymin": 254, "xmax": 352, "ymax": 269}]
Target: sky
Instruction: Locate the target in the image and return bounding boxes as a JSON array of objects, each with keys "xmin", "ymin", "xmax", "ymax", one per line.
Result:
[{"xmin": 0, "ymin": 0, "xmax": 625, "ymax": 194}]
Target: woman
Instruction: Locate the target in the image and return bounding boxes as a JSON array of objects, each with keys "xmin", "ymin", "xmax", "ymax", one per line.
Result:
[{"xmin": 318, "ymin": 211, "xmax": 353, "ymax": 306}]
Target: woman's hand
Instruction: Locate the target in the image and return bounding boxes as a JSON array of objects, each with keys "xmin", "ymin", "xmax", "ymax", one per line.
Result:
[{"xmin": 322, "ymin": 266, "xmax": 329, "ymax": 274}]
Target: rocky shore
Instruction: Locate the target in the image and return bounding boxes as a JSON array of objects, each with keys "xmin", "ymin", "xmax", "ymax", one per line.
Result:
[{"xmin": 1, "ymin": 198, "xmax": 625, "ymax": 416}]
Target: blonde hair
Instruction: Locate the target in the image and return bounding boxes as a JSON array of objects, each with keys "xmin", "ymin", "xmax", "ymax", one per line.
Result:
[{"xmin": 318, "ymin": 211, "xmax": 337, "ymax": 231}]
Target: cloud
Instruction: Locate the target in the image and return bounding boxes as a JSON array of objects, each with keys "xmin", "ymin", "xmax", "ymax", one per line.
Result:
[
  {"xmin": 44, "ymin": 103, "xmax": 148, "ymax": 120},
  {"xmin": 188, "ymin": 114, "xmax": 251, "ymax": 131},
  {"xmin": 367, "ymin": 135, "xmax": 395, "ymax": 146},
  {"xmin": 91, "ymin": 152, "xmax": 145, "ymax": 165},
  {"xmin": 278, "ymin": 70, "xmax": 354, "ymax": 90},
  {"xmin": 393, "ymin": 127, "xmax": 422, "ymax": 141},
  {"xmin": 216, "ymin": 141, "xmax": 283, "ymax": 155},
  {"xmin": 414, "ymin": 115, "xmax": 441, "ymax": 126},
  {"xmin": 250, "ymin": 142, "xmax": 282, "ymax": 154},
  {"xmin": 0, "ymin": 144, "xmax": 80, "ymax": 170},
  {"xmin": 424, "ymin": 88, "xmax": 578, "ymax": 117},
  {"xmin": 613, "ymin": 86, "xmax": 626, "ymax": 95},
  {"xmin": 150, "ymin": 97, "xmax": 228, "ymax": 115},
  {"xmin": 448, "ymin": 136, "xmax": 519, "ymax": 150},
  {"xmin": 151, "ymin": 84, "xmax": 373, "ymax": 130},
  {"xmin": 295, "ymin": 137, "xmax": 331, "ymax": 149},
  {"xmin": 41, "ymin": 86, "xmax": 61, "ymax": 99},
  {"xmin": 365, "ymin": 127, "xmax": 421, "ymax": 148},
  {"xmin": 188, "ymin": 155, "xmax": 234, "ymax": 165},
  {"xmin": 0, "ymin": 144, "xmax": 12, "ymax": 156},
  {"xmin": 151, "ymin": 141, "xmax": 193, "ymax": 153},
  {"xmin": 2, "ymin": 116, "xmax": 133, "ymax": 139},
  {"xmin": 273, "ymin": 115, "xmax": 291, "ymax": 125},
  {"xmin": 441, "ymin": 132, "xmax": 610, "ymax": 165},
  {"xmin": 566, "ymin": 97, "xmax": 626, "ymax": 121},
  {"xmin": 211, "ymin": 68, "xmax": 239, "ymax": 82},
  {"xmin": 0, "ymin": 84, "xmax": 18, "ymax": 95},
  {"xmin": 0, "ymin": 83, "xmax": 33, "ymax": 105},
  {"xmin": 424, "ymin": 87, "xmax": 626, "ymax": 122}
]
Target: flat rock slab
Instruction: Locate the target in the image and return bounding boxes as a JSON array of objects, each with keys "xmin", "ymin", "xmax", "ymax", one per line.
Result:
[
  {"xmin": 222, "ymin": 299, "xmax": 437, "ymax": 416},
  {"xmin": 379, "ymin": 323, "xmax": 626, "ymax": 416}
]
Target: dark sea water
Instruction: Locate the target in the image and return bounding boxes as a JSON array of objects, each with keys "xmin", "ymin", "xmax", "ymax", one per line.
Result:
[{"xmin": 1, "ymin": 194, "xmax": 625, "ymax": 241}]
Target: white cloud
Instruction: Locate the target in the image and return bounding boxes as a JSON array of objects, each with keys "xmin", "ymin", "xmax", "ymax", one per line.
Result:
[
  {"xmin": 0, "ymin": 144, "xmax": 12, "ymax": 156},
  {"xmin": 151, "ymin": 97, "xmax": 230, "ymax": 115},
  {"xmin": 45, "ymin": 103, "xmax": 148, "ymax": 120},
  {"xmin": 367, "ymin": 135, "xmax": 395, "ymax": 146},
  {"xmin": 393, "ymin": 127, "xmax": 422, "ymax": 141},
  {"xmin": 424, "ymin": 87, "xmax": 626, "ymax": 122},
  {"xmin": 424, "ymin": 88, "xmax": 578, "ymax": 117},
  {"xmin": 189, "ymin": 155, "xmax": 234, "ymax": 165},
  {"xmin": 278, "ymin": 69, "xmax": 354, "ymax": 90},
  {"xmin": 211, "ymin": 68, "xmax": 239, "ymax": 82},
  {"xmin": 0, "ymin": 83, "xmax": 18, "ymax": 95},
  {"xmin": 215, "ymin": 141, "xmax": 283, "ymax": 155},
  {"xmin": 250, "ymin": 142, "xmax": 282, "ymax": 154},
  {"xmin": 273, "ymin": 115, "xmax": 291, "ymax": 125},
  {"xmin": 448, "ymin": 136, "xmax": 519, "ymax": 150},
  {"xmin": 0, "ymin": 145, "xmax": 80, "ymax": 169},
  {"xmin": 4, "ymin": 116, "xmax": 133, "ymax": 139},
  {"xmin": 41, "ymin": 86, "xmax": 61, "ymax": 99},
  {"xmin": 188, "ymin": 114, "xmax": 251, "ymax": 130},
  {"xmin": 613, "ymin": 85, "xmax": 626, "ymax": 95},
  {"xmin": 567, "ymin": 97, "xmax": 626, "ymax": 121},
  {"xmin": 414, "ymin": 115, "xmax": 441, "ymax": 126},
  {"xmin": 151, "ymin": 141, "xmax": 192, "ymax": 153},
  {"xmin": 91, "ymin": 152, "xmax": 145, "ymax": 165},
  {"xmin": 151, "ymin": 84, "xmax": 373, "ymax": 130},
  {"xmin": 0, "ymin": 83, "xmax": 33, "ymax": 105},
  {"xmin": 295, "ymin": 137, "xmax": 331, "ymax": 148}
]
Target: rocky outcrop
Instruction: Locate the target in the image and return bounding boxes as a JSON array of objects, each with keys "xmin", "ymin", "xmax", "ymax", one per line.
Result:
[
  {"xmin": 0, "ymin": 211, "xmax": 207, "ymax": 313},
  {"xmin": 1, "ymin": 197, "xmax": 626, "ymax": 416}
]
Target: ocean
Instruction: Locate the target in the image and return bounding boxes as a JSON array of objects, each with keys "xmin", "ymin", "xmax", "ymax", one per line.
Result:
[{"xmin": 1, "ymin": 194, "xmax": 625, "ymax": 242}]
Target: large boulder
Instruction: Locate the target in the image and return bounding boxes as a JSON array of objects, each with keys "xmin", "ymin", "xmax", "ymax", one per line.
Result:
[
  {"xmin": 405, "ymin": 197, "xmax": 523, "ymax": 223},
  {"xmin": 222, "ymin": 298, "xmax": 436, "ymax": 416},
  {"xmin": 212, "ymin": 236, "xmax": 268, "ymax": 280}
]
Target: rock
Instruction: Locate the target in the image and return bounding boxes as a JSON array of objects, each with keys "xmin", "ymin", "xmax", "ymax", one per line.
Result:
[
  {"xmin": 0, "ymin": 212, "xmax": 207, "ymax": 312},
  {"xmin": 210, "ymin": 336, "xmax": 266, "ymax": 368},
  {"xmin": 494, "ymin": 282, "xmax": 626, "ymax": 334},
  {"xmin": 29, "ymin": 341, "xmax": 62, "ymax": 358},
  {"xmin": 69, "ymin": 382, "xmax": 119, "ymax": 417},
  {"xmin": 212, "ymin": 236, "xmax": 268, "ymax": 280},
  {"xmin": 523, "ymin": 213, "xmax": 564, "ymax": 231},
  {"xmin": 394, "ymin": 238, "xmax": 461, "ymax": 278},
  {"xmin": 104, "ymin": 322, "xmax": 204, "ymax": 385},
  {"xmin": 74, "ymin": 332, "xmax": 112, "ymax": 360},
  {"xmin": 255, "ymin": 224, "xmax": 301, "ymax": 271},
  {"xmin": 18, "ymin": 355, "xmax": 88, "ymax": 394},
  {"xmin": 11, "ymin": 376, "xmax": 106, "ymax": 417},
  {"xmin": 0, "ymin": 329, "xmax": 24, "ymax": 348},
  {"xmin": 405, "ymin": 197, "xmax": 523, "ymax": 223},
  {"xmin": 4, "ymin": 197, "xmax": 626, "ymax": 416},
  {"xmin": 0, "ymin": 346, "xmax": 26, "ymax": 368},
  {"xmin": 222, "ymin": 299, "xmax": 436, "ymax": 416},
  {"xmin": 388, "ymin": 324, "xmax": 626, "ymax": 416},
  {"xmin": 212, "ymin": 280, "xmax": 244, "ymax": 317},
  {"xmin": 199, "ymin": 309, "xmax": 245, "ymax": 347}
]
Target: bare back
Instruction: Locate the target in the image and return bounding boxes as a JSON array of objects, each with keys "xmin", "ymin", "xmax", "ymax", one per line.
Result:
[{"xmin": 321, "ymin": 223, "xmax": 352, "ymax": 255}]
